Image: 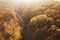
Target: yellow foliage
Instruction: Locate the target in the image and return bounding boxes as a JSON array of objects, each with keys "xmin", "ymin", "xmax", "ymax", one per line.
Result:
[{"xmin": 0, "ymin": 7, "xmax": 22, "ymax": 40}]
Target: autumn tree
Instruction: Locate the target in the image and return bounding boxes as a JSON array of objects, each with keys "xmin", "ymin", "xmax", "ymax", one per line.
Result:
[{"xmin": 0, "ymin": 7, "xmax": 23, "ymax": 40}]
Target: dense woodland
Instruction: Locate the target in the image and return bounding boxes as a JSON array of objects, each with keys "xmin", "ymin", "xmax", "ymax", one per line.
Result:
[
  {"xmin": 19, "ymin": 1, "xmax": 60, "ymax": 40},
  {"xmin": 0, "ymin": 1, "xmax": 60, "ymax": 40},
  {"xmin": 0, "ymin": 7, "xmax": 23, "ymax": 40}
]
